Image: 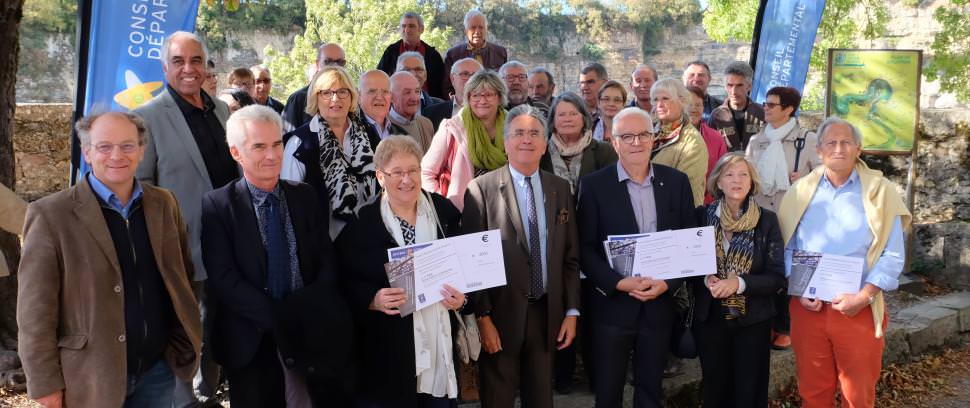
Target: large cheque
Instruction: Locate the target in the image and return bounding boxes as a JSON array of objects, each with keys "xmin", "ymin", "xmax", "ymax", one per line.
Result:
[
  {"xmin": 788, "ymin": 250, "xmax": 864, "ymax": 302},
  {"xmin": 603, "ymin": 226, "xmax": 716, "ymax": 280},
  {"xmin": 384, "ymin": 229, "xmax": 507, "ymax": 316}
]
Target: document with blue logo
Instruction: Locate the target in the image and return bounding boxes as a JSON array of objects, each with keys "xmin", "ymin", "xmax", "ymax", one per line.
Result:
[
  {"xmin": 788, "ymin": 250, "xmax": 865, "ymax": 302},
  {"xmin": 603, "ymin": 226, "xmax": 716, "ymax": 279},
  {"xmin": 385, "ymin": 229, "xmax": 506, "ymax": 316}
]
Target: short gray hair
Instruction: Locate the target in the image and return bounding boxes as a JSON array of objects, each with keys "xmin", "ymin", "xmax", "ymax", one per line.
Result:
[
  {"xmin": 250, "ymin": 65, "xmax": 270, "ymax": 76},
  {"xmin": 464, "ymin": 71, "xmax": 508, "ymax": 107},
  {"xmin": 76, "ymin": 111, "xmax": 148, "ymax": 147},
  {"xmin": 650, "ymin": 77, "xmax": 691, "ymax": 108},
  {"xmin": 632, "ymin": 64, "xmax": 658, "ymax": 81},
  {"xmin": 707, "ymin": 152, "xmax": 763, "ymax": 198},
  {"xmin": 529, "ymin": 67, "xmax": 555, "ymax": 87},
  {"xmin": 389, "ymin": 71, "xmax": 418, "ymax": 90},
  {"xmin": 581, "ymin": 63, "xmax": 608, "ymax": 80},
  {"xmin": 374, "ymin": 135, "xmax": 423, "ymax": 169},
  {"xmin": 724, "ymin": 61, "xmax": 754, "ymax": 84},
  {"xmin": 161, "ymin": 31, "xmax": 209, "ymax": 69},
  {"xmin": 547, "ymin": 92, "xmax": 591, "ymax": 138},
  {"xmin": 499, "ymin": 60, "xmax": 527, "ymax": 78},
  {"xmin": 359, "ymin": 69, "xmax": 390, "ymax": 93},
  {"xmin": 464, "ymin": 9, "xmax": 487, "ymax": 29},
  {"xmin": 614, "ymin": 106, "xmax": 654, "ymax": 127},
  {"xmin": 505, "ymin": 105, "xmax": 547, "ymax": 135},
  {"xmin": 401, "ymin": 11, "xmax": 424, "ymax": 28},
  {"xmin": 451, "ymin": 57, "xmax": 482, "ymax": 75},
  {"xmin": 396, "ymin": 51, "xmax": 426, "ymax": 72},
  {"xmin": 225, "ymin": 105, "xmax": 283, "ymax": 150},
  {"xmin": 816, "ymin": 116, "xmax": 863, "ymax": 145}
]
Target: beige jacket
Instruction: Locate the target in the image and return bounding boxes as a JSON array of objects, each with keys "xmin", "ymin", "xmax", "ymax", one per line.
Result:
[
  {"xmin": 652, "ymin": 124, "xmax": 709, "ymax": 207},
  {"xmin": 0, "ymin": 182, "xmax": 27, "ymax": 277},
  {"xmin": 746, "ymin": 125, "xmax": 821, "ymax": 211}
]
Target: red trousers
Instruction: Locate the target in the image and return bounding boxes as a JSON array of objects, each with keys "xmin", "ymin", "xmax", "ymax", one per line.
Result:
[{"xmin": 789, "ymin": 298, "xmax": 887, "ymax": 408}]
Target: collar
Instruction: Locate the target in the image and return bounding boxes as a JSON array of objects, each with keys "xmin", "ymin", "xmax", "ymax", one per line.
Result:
[
  {"xmin": 86, "ymin": 172, "xmax": 143, "ymax": 210},
  {"xmin": 616, "ymin": 162, "xmax": 654, "ymax": 187},
  {"xmin": 820, "ymin": 169, "xmax": 860, "ymax": 190},
  {"xmin": 508, "ymin": 165, "xmax": 540, "ymax": 183},
  {"xmin": 245, "ymin": 178, "xmax": 283, "ymax": 207},
  {"xmin": 168, "ymin": 84, "xmax": 214, "ymax": 114},
  {"xmin": 400, "ymin": 40, "xmax": 426, "ymax": 53},
  {"xmin": 364, "ymin": 113, "xmax": 391, "ymax": 133},
  {"xmin": 389, "ymin": 107, "xmax": 415, "ymax": 125},
  {"xmin": 465, "ymin": 41, "xmax": 487, "ymax": 52}
]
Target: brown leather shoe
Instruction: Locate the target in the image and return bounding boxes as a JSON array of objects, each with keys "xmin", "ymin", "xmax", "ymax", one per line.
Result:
[{"xmin": 771, "ymin": 333, "xmax": 792, "ymax": 350}]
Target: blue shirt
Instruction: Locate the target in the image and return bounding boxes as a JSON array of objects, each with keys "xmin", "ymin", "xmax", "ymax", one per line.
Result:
[
  {"xmin": 616, "ymin": 163, "xmax": 657, "ymax": 234},
  {"xmin": 785, "ymin": 170, "xmax": 906, "ymax": 292},
  {"xmin": 87, "ymin": 172, "xmax": 143, "ymax": 219},
  {"xmin": 508, "ymin": 165, "xmax": 548, "ymax": 290}
]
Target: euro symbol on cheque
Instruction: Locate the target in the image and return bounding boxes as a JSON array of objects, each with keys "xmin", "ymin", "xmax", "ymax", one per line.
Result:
[
  {"xmin": 482, "ymin": 234, "xmax": 489, "ymax": 242},
  {"xmin": 696, "ymin": 230, "xmax": 703, "ymax": 237}
]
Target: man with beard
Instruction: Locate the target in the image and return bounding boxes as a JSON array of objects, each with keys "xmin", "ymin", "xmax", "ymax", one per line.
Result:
[
  {"xmin": 501, "ymin": 61, "xmax": 549, "ymax": 119},
  {"xmin": 528, "ymin": 67, "xmax": 556, "ymax": 107}
]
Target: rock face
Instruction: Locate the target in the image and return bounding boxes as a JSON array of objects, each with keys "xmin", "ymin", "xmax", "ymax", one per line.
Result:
[{"xmin": 11, "ymin": 104, "xmax": 73, "ymax": 201}]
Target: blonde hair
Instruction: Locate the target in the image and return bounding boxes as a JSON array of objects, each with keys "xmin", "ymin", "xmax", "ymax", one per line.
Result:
[
  {"xmin": 305, "ymin": 66, "xmax": 359, "ymax": 116},
  {"xmin": 706, "ymin": 152, "xmax": 763, "ymax": 198}
]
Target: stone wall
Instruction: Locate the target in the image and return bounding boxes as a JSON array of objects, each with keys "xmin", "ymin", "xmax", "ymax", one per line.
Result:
[{"xmin": 11, "ymin": 104, "xmax": 73, "ymax": 201}]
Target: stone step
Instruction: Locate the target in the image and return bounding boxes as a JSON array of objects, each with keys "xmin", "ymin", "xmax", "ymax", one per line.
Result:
[{"xmin": 897, "ymin": 272, "xmax": 926, "ymax": 295}]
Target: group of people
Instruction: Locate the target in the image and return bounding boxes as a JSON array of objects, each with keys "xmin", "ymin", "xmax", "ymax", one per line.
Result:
[{"xmin": 14, "ymin": 7, "xmax": 911, "ymax": 408}]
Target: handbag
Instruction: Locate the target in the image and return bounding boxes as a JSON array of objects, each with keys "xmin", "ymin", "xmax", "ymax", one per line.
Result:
[{"xmin": 670, "ymin": 283, "xmax": 698, "ymax": 359}]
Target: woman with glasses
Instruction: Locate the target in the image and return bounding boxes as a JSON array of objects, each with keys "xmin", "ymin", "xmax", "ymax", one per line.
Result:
[
  {"xmin": 591, "ymin": 80, "xmax": 627, "ymax": 142},
  {"xmin": 282, "ymin": 66, "xmax": 383, "ymax": 239},
  {"xmin": 650, "ymin": 78, "xmax": 709, "ymax": 207},
  {"xmin": 337, "ymin": 136, "xmax": 468, "ymax": 408},
  {"xmin": 421, "ymin": 71, "xmax": 509, "ymax": 210}
]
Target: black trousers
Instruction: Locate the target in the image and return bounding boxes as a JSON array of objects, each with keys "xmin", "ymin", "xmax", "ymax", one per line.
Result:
[
  {"xmin": 224, "ymin": 334, "xmax": 286, "ymax": 408},
  {"xmin": 773, "ymin": 292, "xmax": 791, "ymax": 334},
  {"xmin": 554, "ymin": 279, "xmax": 597, "ymax": 389},
  {"xmin": 592, "ymin": 311, "xmax": 672, "ymax": 408},
  {"xmin": 693, "ymin": 312, "xmax": 772, "ymax": 408},
  {"xmin": 479, "ymin": 298, "xmax": 552, "ymax": 408}
]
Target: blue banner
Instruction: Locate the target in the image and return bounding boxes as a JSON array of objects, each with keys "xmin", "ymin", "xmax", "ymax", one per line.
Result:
[
  {"xmin": 83, "ymin": 0, "xmax": 201, "ymax": 113},
  {"xmin": 750, "ymin": 0, "xmax": 826, "ymax": 103}
]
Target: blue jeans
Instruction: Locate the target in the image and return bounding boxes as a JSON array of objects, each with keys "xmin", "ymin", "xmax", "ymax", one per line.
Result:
[{"xmin": 124, "ymin": 359, "xmax": 175, "ymax": 408}]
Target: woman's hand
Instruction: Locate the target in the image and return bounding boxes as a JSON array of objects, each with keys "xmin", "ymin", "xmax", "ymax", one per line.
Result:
[
  {"xmin": 709, "ymin": 276, "xmax": 740, "ymax": 299},
  {"xmin": 370, "ymin": 287, "xmax": 407, "ymax": 315},
  {"xmin": 440, "ymin": 284, "xmax": 466, "ymax": 311}
]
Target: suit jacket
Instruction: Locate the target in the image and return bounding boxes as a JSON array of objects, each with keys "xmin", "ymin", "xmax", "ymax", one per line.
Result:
[
  {"xmin": 442, "ymin": 41, "xmax": 508, "ymax": 96},
  {"xmin": 377, "ymin": 39, "xmax": 447, "ymax": 100},
  {"xmin": 263, "ymin": 96, "xmax": 285, "ymax": 115},
  {"xmin": 17, "ymin": 179, "xmax": 201, "ymax": 407},
  {"xmin": 422, "ymin": 100, "xmax": 456, "ymax": 132},
  {"xmin": 335, "ymin": 193, "xmax": 462, "ymax": 404},
  {"xmin": 462, "ymin": 167, "xmax": 580, "ymax": 349},
  {"xmin": 576, "ymin": 163, "xmax": 697, "ymax": 328},
  {"xmin": 692, "ymin": 204, "xmax": 786, "ymax": 326},
  {"xmin": 200, "ymin": 178, "xmax": 355, "ymax": 385},
  {"xmin": 135, "ymin": 87, "xmax": 230, "ymax": 281}
]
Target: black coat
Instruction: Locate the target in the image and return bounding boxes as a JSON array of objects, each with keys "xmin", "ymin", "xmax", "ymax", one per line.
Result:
[
  {"xmin": 283, "ymin": 86, "xmax": 311, "ymax": 133},
  {"xmin": 691, "ymin": 204, "xmax": 786, "ymax": 327},
  {"xmin": 377, "ymin": 40, "xmax": 447, "ymax": 100},
  {"xmin": 539, "ymin": 139, "xmax": 618, "ymax": 194},
  {"xmin": 422, "ymin": 100, "xmax": 455, "ymax": 132},
  {"xmin": 335, "ymin": 193, "xmax": 464, "ymax": 405}
]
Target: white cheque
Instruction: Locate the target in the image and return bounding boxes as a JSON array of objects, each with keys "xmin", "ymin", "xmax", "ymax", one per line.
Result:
[
  {"xmin": 386, "ymin": 229, "xmax": 507, "ymax": 315},
  {"xmin": 788, "ymin": 250, "xmax": 864, "ymax": 302},
  {"xmin": 603, "ymin": 226, "xmax": 716, "ymax": 280}
]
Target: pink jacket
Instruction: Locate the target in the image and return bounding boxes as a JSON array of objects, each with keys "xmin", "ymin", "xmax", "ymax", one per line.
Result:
[{"xmin": 421, "ymin": 115, "xmax": 475, "ymax": 210}]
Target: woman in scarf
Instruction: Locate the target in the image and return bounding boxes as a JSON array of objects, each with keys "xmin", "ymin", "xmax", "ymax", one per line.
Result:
[
  {"xmin": 745, "ymin": 86, "xmax": 820, "ymax": 212},
  {"xmin": 590, "ymin": 80, "xmax": 627, "ymax": 142},
  {"xmin": 692, "ymin": 152, "xmax": 786, "ymax": 408},
  {"xmin": 539, "ymin": 92, "xmax": 617, "ymax": 195},
  {"xmin": 421, "ymin": 71, "xmax": 509, "ymax": 210},
  {"xmin": 282, "ymin": 66, "xmax": 383, "ymax": 239},
  {"xmin": 650, "ymin": 78, "xmax": 709, "ymax": 207},
  {"xmin": 337, "ymin": 136, "xmax": 469, "ymax": 408}
]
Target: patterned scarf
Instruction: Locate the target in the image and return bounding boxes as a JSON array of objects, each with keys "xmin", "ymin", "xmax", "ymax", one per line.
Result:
[
  {"xmin": 547, "ymin": 130, "xmax": 591, "ymax": 194},
  {"xmin": 706, "ymin": 198, "xmax": 760, "ymax": 320},
  {"xmin": 654, "ymin": 115, "xmax": 687, "ymax": 153},
  {"xmin": 461, "ymin": 106, "xmax": 507, "ymax": 171},
  {"xmin": 315, "ymin": 113, "xmax": 379, "ymax": 221}
]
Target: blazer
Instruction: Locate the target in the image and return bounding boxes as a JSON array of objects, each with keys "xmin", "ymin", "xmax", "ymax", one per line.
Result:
[
  {"xmin": 200, "ymin": 178, "xmax": 355, "ymax": 385},
  {"xmin": 17, "ymin": 179, "xmax": 201, "ymax": 407},
  {"xmin": 576, "ymin": 163, "xmax": 697, "ymax": 328},
  {"xmin": 422, "ymin": 100, "xmax": 456, "ymax": 132},
  {"xmin": 539, "ymin": 139, "xmax": 618, "ymax": 193},
  {"xmin": 462, "ymin": 167, "xmax": 581, "ymax": 349},
  {"xmin": 377, "ymin": 40, "xmax": 447, "ymax": 100},
  {"xmin": 135, "ymin": 87, "xmax": 231, "ymax": 281},
  {"xmin": 335, "ymin": 193, "xmax": 462, "ymax": 404},
  {"xmin": 691, "ymin": 204, "xmax": 787, "ymax": 326}
]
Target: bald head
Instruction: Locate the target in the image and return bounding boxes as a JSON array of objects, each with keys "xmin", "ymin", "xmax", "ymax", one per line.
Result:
[
  {"xmin": 359, "ymin": 70, "xmax": 391, "ymax": 124},
  {"xmin": 317, "ymin": 43, "xmax": 346, "ymax": 68}
]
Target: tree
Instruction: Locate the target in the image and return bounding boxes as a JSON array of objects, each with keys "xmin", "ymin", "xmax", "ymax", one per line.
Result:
[
  {"xmin": 196, "ymin": 0, "xmax": 305, "ymax": 52},
  {"xmin": 925, "ymin": 0, "xmax": 970, "ymax": 103},
  {"xmin": 264, "ymin": 0, "xmax": 453, "ymax": 98}
]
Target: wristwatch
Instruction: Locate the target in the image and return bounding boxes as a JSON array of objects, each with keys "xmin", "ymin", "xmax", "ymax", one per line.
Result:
[{"xmin": 476, "ymin": 310, "xmax": 491, "ymax": 319}]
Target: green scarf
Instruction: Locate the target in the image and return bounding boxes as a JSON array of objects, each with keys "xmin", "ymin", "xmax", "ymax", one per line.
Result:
[{"xmin": 461, "ymin": 106, "xmax": 507, "ymax": 171}]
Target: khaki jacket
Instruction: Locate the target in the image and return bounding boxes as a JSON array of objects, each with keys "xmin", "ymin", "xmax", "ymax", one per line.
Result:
[
  {"xmin": 0, "ymin": 182, "xmax": 26, "ymax": 277},
  {"xmin": 17, "ymin": 179, "xmax": 201, "ymax": 407},
  {"xmin": 746, "ymin": 125, "xmax": 821, "ymax": 211},
  {"xmin": 653, "ymin": 124, "xmax": 709, "ymax": 207}
]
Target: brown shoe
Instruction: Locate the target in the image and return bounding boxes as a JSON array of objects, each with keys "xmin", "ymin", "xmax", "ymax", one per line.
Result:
[{"xmin": 771, "ymin": 333, "xmax": 792, "ymax": 350}]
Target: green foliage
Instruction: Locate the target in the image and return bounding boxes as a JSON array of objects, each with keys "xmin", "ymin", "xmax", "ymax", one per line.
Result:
[
  {"xmin": 570, "ymin": 0, "xmax": 700, "ymax": 58},
  {"xmin": 196, "ymin": 0, "xmax": 305, "ymax": 51},
  {"xmin": 578, "ymin": 43, "xmax": 604, "ymax": 61},
  {"xmin": 925, "ymin": 0, "xmax": 970, "ymax": 103},
  {"xmin": 264, "ymin": 0, "xmax": 453, "ymax": 98},
  {"xmin": 21, "ymin": 0, "xmax": 76, "ymax": 48}
]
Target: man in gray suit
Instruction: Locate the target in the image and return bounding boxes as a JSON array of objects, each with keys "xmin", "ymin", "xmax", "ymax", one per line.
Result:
[
  {"xmin": 135, "ymin": 30, "xmax": 237, "ymax": 408},
  {"xmin": 462, "ymin": 105, "xmax": 581, "ymax": 408}
]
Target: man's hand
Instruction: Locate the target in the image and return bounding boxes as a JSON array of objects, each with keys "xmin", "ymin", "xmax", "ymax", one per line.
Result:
[
  {"xmin": 369, "ymin": 287, "xmax": 407, "ymax": 315},
  {"xmin": 629, "ymin": 278, "xmax": 668, "ymax": 302},
  {"xmin": 799, "ymin": 296, "xmax": 823, "ymax": 312},
  {"xmin": 477, "ymin": 316, "xmax": 502, "ymax": 354},
  {"xmin": 831, "ymin": 292, "xmax": 871, "ymax": 317},
  {"xmin": 616, "ymin": 276, "xmax": 649, "ymax": 293},
  {"xmin": 708, "ymin": 276, "xmax": 740, "ymax": 299},
  {"xmin": 556, "ymin": 316, "xmax": 578, "ymax": 350},
  {"xmin": 36, "ymin": 390, "xmax": 63, "ymax": 408}
]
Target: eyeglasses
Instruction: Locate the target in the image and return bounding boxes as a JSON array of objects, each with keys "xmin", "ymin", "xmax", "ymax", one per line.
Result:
[
  {"xmin": 599, "ymin": 96, "xmax": 625, "ymax": 104},
  {"xmin": 456, "ymin": 71, "xmax": 477, "ymax": 79},
  {"xmin": 616, "ymin": 132, "xmax": 655, "ymax": 144},
  {"xmin": 380, "ymin": 168, "xmax": 420, "ymax": 180},
  {"xmin": 763, "ymin": 102, "xmax": 784, "ymax": 109},
  {"xmin": 404, "ymin": 66, "xmax": 426, "ymax": 73},
  {"xmin": 91, "ymin": 142, "xmax": 140, "ymax": 155},
  {"xmin": 509, "ymin": 130, "xmax": 543, "ymax": 139},
  {"xmin": 319, "ymin": 88, "xmax": 352, "ymax": 100},
  {"xmin": 469, "ymin": 91, "xmax": 498, "ymax": 102},
  {"xmin": 503, "ymin": 74, "xmax": 527, "ymax": 82},
  {"xmin": 323, "ymin": 58, "xmax": 347, "ymax": 67},
  {"xmin": 256, "ymin": 78, "xmax": 271, "ymax": 85},
  {"xmin": 205, "ymin": 73, "xmax": 217, "ymax": 80},
  {"xmin": 364, "ymin": 89, "xmax": 391, "ymax": 98}
]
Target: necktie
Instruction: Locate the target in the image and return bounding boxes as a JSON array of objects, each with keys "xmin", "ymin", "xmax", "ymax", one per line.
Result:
[
  {"xmin": 525, "ymin": 176, "xmax": 544, "ymax": 298},
  {"xmin": 262, "ymin": 194, "xmax": 290, "ymax": 300}
]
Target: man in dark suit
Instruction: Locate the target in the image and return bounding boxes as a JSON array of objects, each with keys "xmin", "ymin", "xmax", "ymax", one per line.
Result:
[
  {"xmin": 576, "ymin": 107, "xmax": 697, "ymax": 408},
  {"xmin": 282, "ymin": 43, "xmax": 347, "ymax": 132},
  {"xmin": 376, "ymin": 12, "xmax": 446, "ymax": 100},
  {"xmin": 462, "ymin": 105, "xmax": 581, "ymax": 408},
  {"xmin": 422, "ymin": 57, "xmax": 482, "ymax": 131},
  {"xmin": 201, "ymin": 105, "xmax": 354, "ymax": 407}
]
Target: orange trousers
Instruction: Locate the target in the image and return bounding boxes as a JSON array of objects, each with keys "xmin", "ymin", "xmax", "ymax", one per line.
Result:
[{"xmin": 789, "ymin": 298, "xmax": 887, "ymax": 408}]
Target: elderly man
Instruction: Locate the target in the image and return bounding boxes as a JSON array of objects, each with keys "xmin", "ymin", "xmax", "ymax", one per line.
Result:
[
  {"xmin": 134, "ymin": 31, "xmax": 235, "ymax": 407},
  {"xmin": 682, "ymin": 61, "xmax": 722, "ymax": 123},
  {"xmin": 283, "ymin": 43, "xmax": 347, "ymax": 132},
  {"xmin": 710, "ymin": 61, "xmax": 765, "ymax": 151},
  {"xmin": 396, "ymin": 51, "xmax": 445, "ymax": 111},
  {"xmin": 377, "ymin": 11, "xmax": 447, "ymax": 100},
  {"xmin": 779, "ymin": 117, "xmax": 909, "ymax": 408},
  {"xmin": 251, "ymin": 65, "xmax": 285, "ymax": 114},
  {"xmin": 501, "ymin": 60, "xmax": 550, "ymax": 118},
  {"xmin": 359, "ymin": 70, "xmax": 402, "ymax": 140},
  {"xmin": 423, "ymin": 57, "xmax": 483, "ymax": 130},
  {"xmin": 203, "ymin": 59, "xmax": 218, "ymax": 97},
  {"xmin": 463, "ymin": 105, "xmax": 580, "ymax": 408},
  {"xmin": 18, "ymin": 111, "xmax": 201, "ymax": 408},
  {"xmin": 577, "ymin": 107, "xmax": 697, "ymax": 407},
  {"xmin": 443, "ymin": 9, "xmax": 508, "ymax": 96},
  {"xmin": 528, "ymin": 67, "xmax": 556, "ymax": 107},
  {"xmin": 202, "ymin": 105, "xmax": 355, "ymax": 407},
  {"xmin": 628, "ymin": 64, "xmax": 657, "ymax": 112},
  {"xmin": 579, "ymin": 63, "xmax": 608, "ymax": 120},
  {"xmin": 388, "ymin": 71, "xmax": 435, "ymax": 153}
]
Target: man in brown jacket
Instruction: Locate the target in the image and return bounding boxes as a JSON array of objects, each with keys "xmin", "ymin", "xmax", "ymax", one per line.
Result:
[{"xmin": 17, "ymin": 112, "xmax": 201, "ymax": 408}]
